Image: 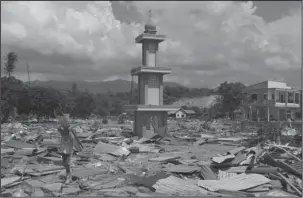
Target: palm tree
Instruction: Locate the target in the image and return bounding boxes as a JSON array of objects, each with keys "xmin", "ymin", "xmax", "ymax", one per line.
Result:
[
  {"xmin": 4, "ymin": 52, "xmax": 18, "ymax": 78},
  {"xmin": 71, "ymin": 83, "xmax": 78, "ymax": 96}
]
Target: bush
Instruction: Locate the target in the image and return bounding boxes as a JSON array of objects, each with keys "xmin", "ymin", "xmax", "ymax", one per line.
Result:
[{"xmin": 102, "ymin": 118, "xmax": 108, "ymax": 124}]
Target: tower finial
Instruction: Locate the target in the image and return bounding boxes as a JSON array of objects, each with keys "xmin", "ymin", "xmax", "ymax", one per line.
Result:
[
  {"xmin": 148, "ymin": 10, "xmax": 152, "ymax": 19},
  {"xmin": 144, "ymin": 9, "xmax": 156, "ymax": 34}
]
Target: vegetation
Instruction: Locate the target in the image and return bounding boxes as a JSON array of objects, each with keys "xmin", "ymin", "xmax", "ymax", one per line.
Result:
[
  {"xmin": 1, "ymin": 52, "xmax": 249, "ymax": 123},
  {"xmin": 1, "ymin": 76, "xmax": 248, "ymax": 123},
  {"xmin": 4, "ymin": 52, "xmax": 18, "ymax": 78}
]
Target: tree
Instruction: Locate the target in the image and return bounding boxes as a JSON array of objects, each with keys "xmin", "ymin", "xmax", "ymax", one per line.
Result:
[
  {"xmin": 29, "ymin": 86, "xmax": 62, "ymax": 121},
  {"xmin": 1, "ymin": 76, "xmax": 27, "ymax": 122},
  {"xmin": 70, "ymin": 92, "xmax": 96, "ymax": 118},
  {"xmin": 216, "ymin": 81, "xmax": 246, "ymax": 119},
  {"xmin": 4, "ymin": 52, "xmax": 18, "ymax": 78},
  {"xmin": 71, "ymin": 83, "xmax": 78, "ymax": 96},
  {"xmin": 208, "ymin": 96, "xmax": 223, "ymax": 120}
]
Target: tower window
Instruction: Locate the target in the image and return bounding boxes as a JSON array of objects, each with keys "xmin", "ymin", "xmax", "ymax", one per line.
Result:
[
  {"xmin": 147, "ymin": 42, "xmax": 156, "ymax": 51},
  {"xmin": 295, "ymin": 93, "xmax": 300, "ymax": 104},
  {"xmin": 251, "ymin": 94, "xmax": 258, "ymax": 101},
  {"xmin": 288, "ymin": 92, "xmax": 294, "ymax": 103},
  {"xmin": 148, "ymin": 75, "xmax": 159, "ymax": 88}
]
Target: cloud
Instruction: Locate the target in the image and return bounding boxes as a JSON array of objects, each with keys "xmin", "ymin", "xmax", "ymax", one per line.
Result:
[{"xmin": 1, "ymin": 1, "xmax": 301, "ymax": 87}]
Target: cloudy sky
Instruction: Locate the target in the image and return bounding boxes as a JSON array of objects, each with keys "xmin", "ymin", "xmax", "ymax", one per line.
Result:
[{"xmin": 1, "ymin": 1, "xmax": 301, "ymax": 88}]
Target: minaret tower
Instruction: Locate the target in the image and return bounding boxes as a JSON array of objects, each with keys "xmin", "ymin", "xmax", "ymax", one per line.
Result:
[{"xmin": 124, "ymin": 10, "xmax": 179, "ymax": 137}]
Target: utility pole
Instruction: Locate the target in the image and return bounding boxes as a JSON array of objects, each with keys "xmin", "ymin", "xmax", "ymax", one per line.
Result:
[{"xmin": 27, "ymin": 61, "xmax": 30, "ymax": 88}]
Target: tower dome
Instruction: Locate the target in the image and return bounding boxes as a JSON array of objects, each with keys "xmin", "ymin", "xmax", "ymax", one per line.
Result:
[{"xmin": 144, "ymin": 10, "xmax": 157, "ymax": 34}]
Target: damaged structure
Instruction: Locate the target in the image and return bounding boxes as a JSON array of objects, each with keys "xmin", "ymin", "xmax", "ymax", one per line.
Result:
[
  {"xmin": 241, "ymin": 80, "xmax": 301, "ymax": 121},
  {"xmin": 124, "ymin": 11, "xmax": 179, "ymax": 137}
]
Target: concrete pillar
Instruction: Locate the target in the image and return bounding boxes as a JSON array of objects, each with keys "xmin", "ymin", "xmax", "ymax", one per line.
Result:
[
  {"xmin": 159, "ymin": 76, "xmax": 163, "ymax": 105},
  {"xmin": 241, "ymin": 107, "xmax": 246, "ymax": 120},
  {"xmin": 256, "ymin": 107, "xmax": 260, "ymax": 121},
  {"xmin": 277, "ymin": 109, "xmax": 280, "ymax": 121},
  {"xmin": 144, "ymin": 83, "xmax": 148, "ymax": 105},
  {"xmin": 285, "ymin": 90, "xmax": 288, "ymax": 106},
  {"xmin": 267, "ymin": 107, "xmax": 270, "ymax": 122},
  {"xmin": 249, "ymin": 107, "xmax": 252, "ymax": 121}
]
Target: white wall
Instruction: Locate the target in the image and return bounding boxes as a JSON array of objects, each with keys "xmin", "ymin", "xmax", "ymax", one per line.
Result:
[
  {"xmin": 176, "ymin": 110, "xmax": 186, "ymax": 119},
  {"xmin": 147, "ymin": 88, "xmax": 159, "ymax": 105},
  {"xmin": 268, "ymin": 81, "xmax": 291, "ymax": 89}
]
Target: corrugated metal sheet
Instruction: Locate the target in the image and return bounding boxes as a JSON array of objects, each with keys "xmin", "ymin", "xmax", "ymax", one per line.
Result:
[
  {"xmin": 217, "ymin": 170, "xmax": 237, "ymax": 180},
  {"xmin": 198, "ymin": 173, "xmax": 271, "ymax": 192},
  {"xmin": 153, "ymin": 175, "xmax": 208, "ymax": 196},
  {"xmin": 290, "ymin": 161, "xmax": 302, "ymax": 173},
  {"xmin": 200, "ymin": 164, "xmax": 217, "ymax": 180}
]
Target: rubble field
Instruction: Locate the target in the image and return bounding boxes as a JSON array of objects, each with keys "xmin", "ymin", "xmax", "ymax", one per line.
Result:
[{"xmin": 1, "ymin": 118, "xmax": 302, "ymax": 197}]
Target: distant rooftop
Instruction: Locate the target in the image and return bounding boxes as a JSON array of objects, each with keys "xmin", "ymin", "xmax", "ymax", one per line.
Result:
[{"xmin": 245, "ymin": 80, "xmax": 297, "ymax": 90}]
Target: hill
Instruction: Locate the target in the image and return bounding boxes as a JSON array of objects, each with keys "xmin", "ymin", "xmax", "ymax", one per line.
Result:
[
  {"xmin": 29, "ymin": 80, "xmax": 188, "ymax": 94},
  {"xmin": 172, "ymin": 95, "xmax": 219, "ymax": 109}
]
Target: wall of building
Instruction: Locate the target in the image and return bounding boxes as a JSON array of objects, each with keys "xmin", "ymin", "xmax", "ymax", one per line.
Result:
[
  {"xmin": 176, "ymin": 110, "xmax": 186, "ymax": 119},
  {"xmin": 268, "ymin": 81, "xmax": 291, "ymax": 89}
]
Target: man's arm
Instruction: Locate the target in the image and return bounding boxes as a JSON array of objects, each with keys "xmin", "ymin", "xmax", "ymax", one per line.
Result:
[
  {"xmin": 58, "ymin": 126, "xmax": 64, "ymax": 136},
  {"xmin": 70, "ymin": 127, "xmax": 84, "ymax": 152}
]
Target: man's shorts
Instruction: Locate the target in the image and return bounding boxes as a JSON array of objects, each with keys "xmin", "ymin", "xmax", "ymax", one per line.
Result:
[{"xmin": 61, "ymin": 153, "xmax": 71, "ymax": 167}]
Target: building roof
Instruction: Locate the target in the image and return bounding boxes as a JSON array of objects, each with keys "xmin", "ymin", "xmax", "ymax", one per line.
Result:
[
  {"xmin": 183, "ymin": 109, "xmax": 196, "ymax": 114},
  {"xmin": 168, "ymin": 108, "xmax": 196, "ymax": 115},
  {"xmin": 244, "ymin": 80, "xmax": 295, "ymax": 91}
]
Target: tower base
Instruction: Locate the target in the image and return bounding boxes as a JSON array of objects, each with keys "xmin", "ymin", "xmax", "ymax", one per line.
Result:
[
  {"xmin": 133, "ymin": 110, "xmax": 167, "ymax": 137},
  {"xmin": 125, "ymin": 105, "xmax": 179, "ymax": 137}
]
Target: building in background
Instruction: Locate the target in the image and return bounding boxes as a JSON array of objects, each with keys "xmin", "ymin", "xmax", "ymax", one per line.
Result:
[
  {"xmin": 168, "ymin": 108, "xmax": 196, "ymax": 119},
  {"xmin": 241, "ymin": 80, "xmax": 301, "ymax": 121}
]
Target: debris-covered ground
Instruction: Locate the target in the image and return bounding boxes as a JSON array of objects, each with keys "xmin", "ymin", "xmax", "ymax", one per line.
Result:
[{"xmin": 1, "ymin": 119, "xmax": 302, "ymax": 197}]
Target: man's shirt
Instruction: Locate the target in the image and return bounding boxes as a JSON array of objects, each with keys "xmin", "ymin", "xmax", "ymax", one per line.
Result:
[{"xmin": 58, "ymin": 127, "xmax": 75, "ymax": 155}]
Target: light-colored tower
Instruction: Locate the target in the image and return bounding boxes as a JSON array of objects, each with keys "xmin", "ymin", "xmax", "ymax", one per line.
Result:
[{"xmin": 124, "ymin": 11, "xmax": 179, "ymax": 137}]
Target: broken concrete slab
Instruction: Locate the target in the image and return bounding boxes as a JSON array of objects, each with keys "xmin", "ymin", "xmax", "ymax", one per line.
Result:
[
  {"xmin": 224, "ymin": 166, "xmax": 248, "ymax": 173},
  {"xmin": 1, "ymin": 176, "xmax": 21, "ymax": 188},
  {"xmin": 72, "ymin": 167, "xmax": 107, "ymax": 179},
  {"xmin": 148, "ymin": 155, "xmax": 180, "ymax": 162},
  {"xmin": 61, "ymin": 184, "xmax": 81, "ymax": 195},
  {"xmin": 41, "ymin": 182, "xmax": 63, "ymax": 193},
  {"xmin": 163, "ymin": 164, "xmax": 201, "ymax": 174},
  {"xmin": 93, "ymin": 142, "xmax": 130, "ymax": 157},
  {"xmin": 1, "ymin": 148, "xmax": 14, "ymax": 155},
  {"xmin": 227, "ymin": 146, "xmax": 246, "ymax": 155},
  {"xmin": 5, "ymin": 139, "xmax": 35, "ymax": 149},
  {"xmin": 211, "ymin": 154, "xmax": 235, "ymax": 164}
]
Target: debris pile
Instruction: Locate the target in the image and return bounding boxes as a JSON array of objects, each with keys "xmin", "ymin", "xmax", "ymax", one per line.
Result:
[{"xmin": 1, "ymin": 120, "xmax": 302, "ymax": 197}]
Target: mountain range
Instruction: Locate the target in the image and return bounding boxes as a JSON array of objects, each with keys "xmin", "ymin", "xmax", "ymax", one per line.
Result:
[{"xmin": 29, "ymin": 79, "xmax": 187, "ymax": 94}]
